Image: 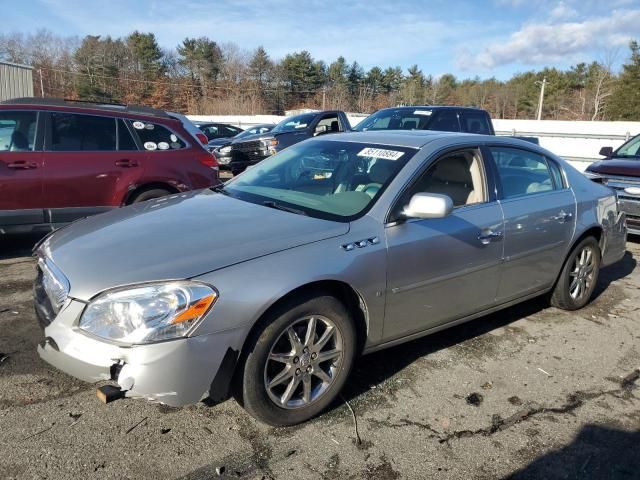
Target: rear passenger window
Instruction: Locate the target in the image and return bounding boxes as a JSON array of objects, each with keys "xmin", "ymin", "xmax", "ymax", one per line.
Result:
[
  {"xmin": 117, "ymin": 120, "xmax": 138, "ymax": 151},
  {"xmin": 489, "ymin": 147, "xmax": 554, "ymax": 198},
  {"xmin": 0, "ymin": 111, "xmax": 38, "ymax": 151},
  {"xmin": 128, "ymin": 121, "xmax": 186, "ymax": 151},
  {"xmin": 50, "ymin": 113, "xmax": 116, "ymax": 151},
  {"xmin": 547, "ymin": 159, "xmax": 566, "ymax": 189},
  {"xmin": 460, "ymin": 112, "xmax": 492, "ymax": 134},
  {"xmin": 428, "ymin": 111, "xmax": 460, "ymax": 132}
]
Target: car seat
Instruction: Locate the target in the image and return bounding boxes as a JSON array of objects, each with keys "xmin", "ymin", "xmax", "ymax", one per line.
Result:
[
  {"xmin": 10, "ymin": 131, "xmax": 29, "ymax": 151},
  {"xmin": 361, "ymin": 161, "xmax": 396, "ymax": 197}
]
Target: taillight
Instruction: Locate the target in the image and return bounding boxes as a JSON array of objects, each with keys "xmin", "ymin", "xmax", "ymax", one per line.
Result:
[
  {"xmin": 199, "ymin": 152, "xmax": 219, "ymax": 169},
  {"xmin": 195, "ymin": 132, "xmax": 208, "ymax": 145}
]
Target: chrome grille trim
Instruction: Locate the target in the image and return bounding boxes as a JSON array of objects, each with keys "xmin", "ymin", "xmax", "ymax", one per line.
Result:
[{"xmin": 37, "ymin": 258, "xmax": 70, "ymax": 315}]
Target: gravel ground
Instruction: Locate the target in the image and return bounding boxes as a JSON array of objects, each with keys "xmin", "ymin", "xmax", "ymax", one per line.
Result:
[{"xmin": 0, "ymin": 233, "xmax": 638, "ymax": 480}]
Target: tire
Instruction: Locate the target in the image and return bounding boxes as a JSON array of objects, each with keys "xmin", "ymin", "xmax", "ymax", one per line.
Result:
[
  {"xmin": 235, "ymin": 293, "xmax": 356, "ymax": 426},
  {"xmin": 129, "ymin": 188, "xmax": 172, "ymax": 204},
  {"xmin": 550, "ymin": 236, "xmax": 601, "ymax": 310}
]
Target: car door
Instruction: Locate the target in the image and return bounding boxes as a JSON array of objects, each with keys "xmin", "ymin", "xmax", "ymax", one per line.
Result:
[
  {"xmin": 43, "ymin": 112, "xmax": 143, "ymax": 223},
  {"xmin": 0, "ymin": 110, "xmax": 44, "ymax": 227},
  {"xmin": 485, "ymin": 145, "xmax": 576, "ymax": 302},
  {"xmin": 383, "ymin": 147, "xmax": 504, "ymax": 340}
]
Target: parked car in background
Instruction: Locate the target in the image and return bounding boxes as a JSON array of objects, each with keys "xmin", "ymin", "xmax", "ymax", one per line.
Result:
[
  {"xmin": 213, "ymin": 123, "xmax": 275, "ymax": 166},
  {"xmin": 584, "ymin": 133, "xmax": 640, "ymax": 235},
  {"xmin": 207, "ymin": 123, "xmax": 274, "ymax": 152},
  {"xmin": 167, "ymin": 112, "xmax": 209, "ymax": 146},
  {"xmin": 0, "ymin": 97, "xmax": 219, "ymax": 234},
  {"xmin": 226, "ymin": 111, "xmax": 350, "ymax": 175},
  {"xmin": 195, "ymin": 122, "xmax": 244, "ymax": 143},
  {"xmin": 354, "ymin": 106, "xmax": 495, "ymax": 135},
  {"xmin": 35, "ymin": 131, "xmax": 626, "ymax": 425}
]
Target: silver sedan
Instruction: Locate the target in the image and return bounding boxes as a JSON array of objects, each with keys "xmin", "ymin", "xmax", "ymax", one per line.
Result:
[{"xmin": 34, "ymin": 131, "xmax": 627, "ymax": 425}]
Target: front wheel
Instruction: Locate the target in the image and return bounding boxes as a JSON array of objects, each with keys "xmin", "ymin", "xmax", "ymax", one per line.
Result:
[
  {"xmin": 551, "ymin": 236, "xmax": 601, "ymax": 310},
  {"xmin": 236, "ymin": 294, "xmax": 356, "ymax": 426}
]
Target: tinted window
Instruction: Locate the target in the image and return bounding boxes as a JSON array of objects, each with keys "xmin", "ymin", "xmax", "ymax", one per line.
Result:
[
  {"xmin": 128, "ymin": 121, "xmax": 186, "ymax": 150},
  {"xmin": 354, "ymin": 109, "xmax": 432, "ymax": 131},
  {"xmin": 490, "ymin": 147, "xmax": 554, "ymax": 198},
  {"xmin": 429, "ymin": 111, "xmax": 460, "ymax": 132},
  {"xmin": 222, "ymin": 125, "xmax": 242, "ymax": 137},
  {"xmin": 460, "ymin": 111, "xmax": 492, "ymax": 134},
  {"xmin": 50, "ymin": 113, "xmax": 116, "ymax": 151},
  {"xmin": 0, "ymin": 111, "xmax": 38, "ymax": 152},
  {"xmin": 117, "ymin": 119, "xmax": 138, "ymax": 150}
]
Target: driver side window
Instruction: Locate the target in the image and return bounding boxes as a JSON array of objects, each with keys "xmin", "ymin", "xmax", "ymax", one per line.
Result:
[{"xmin": 396, "ymin": 149, "xmax": 487, "ymax": 218}]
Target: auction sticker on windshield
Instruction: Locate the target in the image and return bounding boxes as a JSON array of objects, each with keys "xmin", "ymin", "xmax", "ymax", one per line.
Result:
[
  {"xmin": 414, "ymin": 110, "xmax": 432, "ymax": 116},
  {"xmin": 357, "ymin": 147, "xmax": 405, "ymax": 160}
]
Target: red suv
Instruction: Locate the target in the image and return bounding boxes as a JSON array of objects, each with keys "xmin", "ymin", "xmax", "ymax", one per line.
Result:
[{"xmin": 0, "ymin": 98, "xmax": 219, "ymax": 234}]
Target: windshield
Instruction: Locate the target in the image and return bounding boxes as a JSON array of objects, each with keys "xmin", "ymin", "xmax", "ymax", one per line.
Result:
[
  {"xmin": 616, "ymin": 135, "xmax": 640, "ymax": 157},
  {"xmin": 223, "ymin": 139, "xmax": 416, "ymax": 221},
  {"xmin": 354, "ymin": 108, "xmax": 435, "ymax": 131},
  {"xmin": 271, "ymin": 113, "xmax": 317, "ymax": 134},
  {"xmin": 235, "ymin": 125, "xmax": 273, "ymax": 140}
]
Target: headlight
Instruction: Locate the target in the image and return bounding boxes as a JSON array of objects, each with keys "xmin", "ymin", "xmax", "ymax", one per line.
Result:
[
  {"xmin": 219, "ymin": 146, "xmax": 232, "ymax": 154},
  {"xmin": 583, "ymin": 170, "xmax": 603, "ymax": 180},
  {"xmin": 79, "ymin": 282, "xmax": 217, "ymax": 344}
]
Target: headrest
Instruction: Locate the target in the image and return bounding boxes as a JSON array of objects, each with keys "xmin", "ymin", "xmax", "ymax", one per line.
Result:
[
  {"xmin": 403, "ymin": 120, "xmax": 417, "ymax": 130},
  {"xmin": 431, "ymin": 157, "xmax": 470, "ymax": 183},
  {"xmin": 330, "ymin": 121, "xmax": 339, "ymax": 132},
  {"xmin": 368, "ymin": 161, "xmax": 395, "ymax": 184}
]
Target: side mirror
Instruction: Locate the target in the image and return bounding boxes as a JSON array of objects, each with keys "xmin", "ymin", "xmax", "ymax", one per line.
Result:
[
  {"xmin": 314, "ymin": 124, "xmax": 329, "ymax": 136},
  {"xmin": 402, "ymin": 193, "xmax": 453, "ymax": 219},
  {"xmin": 599, "ymin": 146, "xmax": 613, "ymax": 157}
]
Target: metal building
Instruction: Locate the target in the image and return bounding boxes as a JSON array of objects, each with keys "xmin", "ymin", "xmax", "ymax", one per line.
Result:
[{"xmin": 0, "ymin": 61, "xmax": 34, "ymax": 101}]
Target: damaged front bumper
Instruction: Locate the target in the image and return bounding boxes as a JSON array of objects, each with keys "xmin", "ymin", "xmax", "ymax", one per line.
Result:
[{"xmin": 37, "ymin": 299, "xmax": 245, "ymax": 406}]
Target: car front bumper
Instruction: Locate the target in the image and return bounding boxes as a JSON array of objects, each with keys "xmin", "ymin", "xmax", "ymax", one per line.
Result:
[{"xmin": 37, "ymin": 299, "xmax": 245, "ymax": 406}]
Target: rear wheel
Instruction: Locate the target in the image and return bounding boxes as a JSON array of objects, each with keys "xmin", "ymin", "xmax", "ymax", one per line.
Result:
[
  {"xmin": 551, "ymin": 236, "xmax": 601, "ymax": 310},
  {"xmin": 236, "ymin": 294, "xmax": 356, "ymax": 426},
  {"xmin": 128, "ymin": 188, "xmax": 172, "ymax": 204}
]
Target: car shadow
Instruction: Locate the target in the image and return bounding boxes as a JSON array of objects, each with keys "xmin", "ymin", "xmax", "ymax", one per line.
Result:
[
  {"xmin": 507, "ymin": 424, "xmax": 640, "ymax": 479},
  {"xmin": 0, "ymin": 233, "xmax": 45, "ymax": 260},
  {"xmin": 337, "ymin": 247, "xmax": 636, "ymax": 409}
]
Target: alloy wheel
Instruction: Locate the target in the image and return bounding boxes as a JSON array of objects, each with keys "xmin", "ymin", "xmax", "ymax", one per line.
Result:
[
  {"xmin": 264, "ymin": 315, "xmax": 343, "ymax": 409},
  {"xmin": 569, "ymin": 245, "xmax": 596, "ymax": 301}
]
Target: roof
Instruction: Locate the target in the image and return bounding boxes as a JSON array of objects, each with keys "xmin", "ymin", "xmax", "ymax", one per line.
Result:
[
  {"xmin": 322, "ymin": 130, "xmax": 548, "ymax": 151},
  {"xmin": 323, "ymin": 130, "xmax": 467, "ymax": 148},
  {"xmin": 1, "ymin": 97, "xmax": 170, "ymax": 119},
  {"xmin": 0, "ymin": 60, "xmax": 34, "ymax": 70},
  {"xmin": 377, "ymin": 105, "xmax": 489, "ymax": 113}
]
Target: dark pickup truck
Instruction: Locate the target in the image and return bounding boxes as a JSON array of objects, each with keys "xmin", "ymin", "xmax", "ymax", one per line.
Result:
[
  {"xmin": 223, "ymin": 111, "xmax": 351, "ymax": 175},
  {"xmin": 222, "ymin": 106, "xmax": 501, "ymax": 175},
  {"xmin": 585, "ymin": 134, "xmax": 640, "ymax": 235}
]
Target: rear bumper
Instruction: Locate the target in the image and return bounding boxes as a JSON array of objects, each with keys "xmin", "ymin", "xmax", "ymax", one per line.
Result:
[{"xmin": 37, "ymin": 299, "xmax": 245, "ymax": 406}]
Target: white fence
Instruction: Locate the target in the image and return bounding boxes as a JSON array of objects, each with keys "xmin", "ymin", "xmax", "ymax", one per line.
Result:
[{"xmin": 188, "ymin": 114, "xmax": 640, "ymax": 171}]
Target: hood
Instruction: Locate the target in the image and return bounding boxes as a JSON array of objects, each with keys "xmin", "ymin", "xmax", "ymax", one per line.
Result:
[
  {"xmin": 42, "ymin": 190, "xmax": 349, "ymax": 301},
  {"xmin": 207, "ymin": 138, "xmax": 232, "ymax": 148},
  {"xmin": 587, "ymin": 158, "xmax": 640, "ymax": 177},
  {"xmin": 231, "ymin": 132, "xmax": 272, "ymax": 145}
]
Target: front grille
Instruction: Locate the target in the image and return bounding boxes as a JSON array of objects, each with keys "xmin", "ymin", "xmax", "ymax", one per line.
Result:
[
  {"xmin": 231, "ymin": 140, "xmax": 267, "ymax": 162},
  {"xmin": 33, "ymin": 259, "xmax": 69, "ymax": 329},
  {"xmin": 34, "ymin": 266, "xmax": 56, "ymax": 329},
  {"xmin": 601, "ymin": 175, "xmax": 640, "ymax": 233}
]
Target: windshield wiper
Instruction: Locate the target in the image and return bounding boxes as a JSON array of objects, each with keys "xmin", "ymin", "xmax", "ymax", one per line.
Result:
[
  {"xmin": 211, "ymin": 184, "xmax": 229, "ymax": 195},
  {"xmin": 263, "ymin": 201, "xmax": 307, "ymax": 216}
]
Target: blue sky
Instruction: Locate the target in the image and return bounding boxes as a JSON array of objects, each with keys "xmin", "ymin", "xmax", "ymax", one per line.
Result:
[{"xmin": 5, "ymin": 0, "xmax": 640, "ymax": 79}]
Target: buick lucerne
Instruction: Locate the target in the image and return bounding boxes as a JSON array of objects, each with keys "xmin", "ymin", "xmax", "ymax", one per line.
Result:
[{"xmin": 34, "ymin": 131, "xmax": 627, "ymax": 425}]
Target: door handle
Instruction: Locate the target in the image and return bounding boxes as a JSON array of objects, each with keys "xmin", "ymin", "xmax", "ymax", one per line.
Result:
[
  {"xmin": 115, "ymin": 159, "xmax": 138, "ymax": 168},
  {"xmin": 7, "ymin": 161, "xmax": 38, "ymax": 169},
  {"xmin": 552, "ymin": 211, "xmax": 573, "ymax": 222},
  {"xmin": 478, "ymin": 231, "xmax": 503, "ymax": 245}
]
